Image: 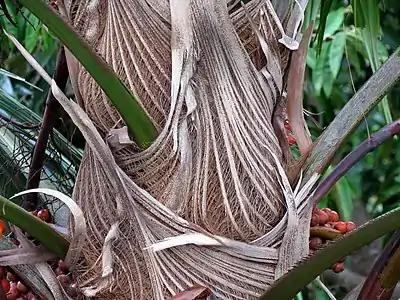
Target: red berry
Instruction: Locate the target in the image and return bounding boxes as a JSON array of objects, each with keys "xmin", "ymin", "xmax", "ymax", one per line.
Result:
[
  {"xmin": 29, "ymin": 210, "xmax": 37, "ymax": 216},
  {"xmin": 309, "ymin": 237, "xmax": 323, "ymax": 250},
  {"xmin": 327, "ymin": 210, "xmax": 339, "ymax": 222},
  {"xmin": 331, "ymin": 261, "xmax": 345, "ymax": 273},
  {"xmin": 58, "ymin": 260, "xmax": 69, "ymax": 273},
  {"xmin": 316, "ymin": 210, "xmax": 329, "ymax": 225},
  {"xmin": 346, "ymin": 221, "xmax": 357, "ymax": 232},
  {"xmin": 0, "ymin": 266, "xmax": 5, "ymax": 278},
  {"xmin": 284, "ymin": 121, "xmax": 291, "ymax": 130},
  {"xmin": 16, "ymin": 281, "xmax": 27, "ymax": 293},
  {"xmin": 1, "ymin": 278, "xmax": 10, "ymax": 293},
  {"xmin": 321, "ymin": 208, "xmax": 340, "ymax": 222},
  {"xmin": 310, "ymin": 214, "xmax": 319, "ymax": 226},
  {"xmin": 66, "ymin": 284, "xmax": 79, "ymax": 297},
  {"xmin": 6, "ymin": 272, "xmax": 17, "ymax": 282},
  {"xmin": 37, "ymin": 209, "xmax": 50, "ymax": 222},
  {"xmin": 287, "ymin": 135, "xmax": 296, "ymax": 146},
  {"xmin": 334, "ymin": 221, "xmax": 347, "ymax": 233}
]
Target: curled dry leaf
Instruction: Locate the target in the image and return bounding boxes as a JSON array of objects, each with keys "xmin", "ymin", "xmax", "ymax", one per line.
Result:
[{"xmin": 10, "ymin": 188, "xmax": 86, "ymax": 268}]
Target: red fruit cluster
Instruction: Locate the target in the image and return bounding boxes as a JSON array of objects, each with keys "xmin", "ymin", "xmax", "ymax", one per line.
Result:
[
  {"xmin": 30, "ymin": 211, "xmax": 78, "ymax": 297},
  {"xmin": 310, "ymin": 208, "xmax": 339, "ymax": 226},
  {"xmin": 0, "ymin": 266, "xmax": 37, "ymax": 299},
  {"xmin": 53, "ymin": 260, "xmax": 78, "ymax": 298},
  {"xmin": 30, "ymin": 208, "xmax": 51, "ymax": 223},
  {"xmin": 284, "ymin": 119, "xmax": 297, "ymax": 146},
  {"xmin": 309, "ymin": 207, "xmax": 357, "ymax": 274},
  {"xmin": 2, "ymin": 209, "xmax": 54, "ymax": 299}
]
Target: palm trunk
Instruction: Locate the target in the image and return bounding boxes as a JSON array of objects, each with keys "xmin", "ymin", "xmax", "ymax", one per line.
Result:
[{"xmin": 63, "ymin": 0, "xmax": 308, "ymax": 299}]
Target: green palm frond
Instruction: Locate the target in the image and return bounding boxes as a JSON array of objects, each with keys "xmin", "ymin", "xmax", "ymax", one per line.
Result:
[{"xmin": 0, "ymin": 81, "xmax": 82, "ymax": 199}]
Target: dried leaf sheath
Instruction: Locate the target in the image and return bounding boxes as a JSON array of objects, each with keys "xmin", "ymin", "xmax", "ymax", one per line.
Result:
[
  {"xmin": 59, "ymin": 0, "xmax": 313, "ymax": 299},
  {"xmin": 70, "ymin": 0, "xmax": 172, "ymax": 132}
]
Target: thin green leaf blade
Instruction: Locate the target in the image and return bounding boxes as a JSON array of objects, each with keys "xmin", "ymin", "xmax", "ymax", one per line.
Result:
[
  {"xmin": 0, "ymin": 195, "xmax": 69, "ymax": 258},
  {"xmin": 352, "ymin": 0, "xmax": 392, "ymax": 124},
  {"xmin": 345, "ymin": 34, "xmax": 362, "ymax": 75},
  {"xmin": 323, "ymin": 7, "xmax": 345, "ymax": 38},
  {"xmin": 312, "ymin": 42, "xmax": 332, "ymax": 96},
  {"xmin": 316, "ymin": 0, "xmax": 334, "ymax": 54},
  {"xmin": 329, "ymin": 32, "xmax": 346, "ymax": 79},
  {"xmin": 303, "ymin": 0, "xmax": 322, "ymax": 32},
  {"xmin": 24, "ymin": 13, "xmax": 40, "ymax": 53},
  {"xmin": 335, "ymin": 176, "xmax": 356, "ymax": 221}
]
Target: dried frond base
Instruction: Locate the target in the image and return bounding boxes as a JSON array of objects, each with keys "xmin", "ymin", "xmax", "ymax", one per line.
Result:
[{"xmin": 61, "ymin": 0, "xmax": 312, "ymax": 299}]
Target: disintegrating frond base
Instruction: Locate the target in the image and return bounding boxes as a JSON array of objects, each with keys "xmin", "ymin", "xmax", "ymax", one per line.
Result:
[{"xmin": 59, "ymin": 0, "xmax": 313, "ymax": 299}]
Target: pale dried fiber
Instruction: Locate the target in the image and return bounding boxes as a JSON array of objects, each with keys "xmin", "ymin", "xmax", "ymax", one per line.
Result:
[
  {"xmin": 0, "ymin": 229, "xmax": 57, "ymax": 266},
  {"xmin": 11, "ymin": 188, "xmax": 87, "ymax": 268},
  {"xmin": 13, "ymin": 228, "xmax": 68, "ymax": 300},
  {"xmin": 60, "ymin": 0, "xmax": 314, "ymax": 299}
]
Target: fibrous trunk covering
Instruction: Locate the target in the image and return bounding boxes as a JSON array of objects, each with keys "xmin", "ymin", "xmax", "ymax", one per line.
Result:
[{"xmin": 63, "ymin": 0, "xmax": 314, "ymax": 299}]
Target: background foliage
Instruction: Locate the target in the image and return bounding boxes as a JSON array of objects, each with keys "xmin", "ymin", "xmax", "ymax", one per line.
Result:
[
  {"xmin": 0, "ymin": 0, "xmax": 399, "ymax": 299},
  {"xmin": 303, "ymin": 0, "xmax": 400, "ymax": 224}
]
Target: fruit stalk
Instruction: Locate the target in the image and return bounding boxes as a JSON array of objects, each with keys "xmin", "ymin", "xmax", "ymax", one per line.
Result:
[
  {"xmin": 357, "ymin": 230, "xmax": 400, "ymax": 300},
  {"xmin": 311, "ymin": 119, "xmax": 400, "ymax": 206},
  {"xmin": 24, "ymin": 47, "xmax": 69, "ymax": 210}
]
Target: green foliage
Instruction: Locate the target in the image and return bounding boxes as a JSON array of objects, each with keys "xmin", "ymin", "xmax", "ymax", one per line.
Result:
[
  {"xmin": 308, "ymin": 5, "xmax": 350, "ymax": 98},
  {"xmin": 0, "ymin": 2, "xmax": 58, "ymax": 112},
  {"xmin": 316, "ymin": 0, "xmax": 333, "ymax": 54},
  {"xmin": 0, "ymin": 85, "xmax": 82, "ymax": 199},
  {"xmin": 303, "ymin": 0, "xmax": 321, "ymax": 31},
  {"xmin": 352, "ymin": 0, "xmax": 393, "ymax": 124},
  {"xmin": 304, "ymin": 0, "xmax": 400, "ymax": 223}
]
